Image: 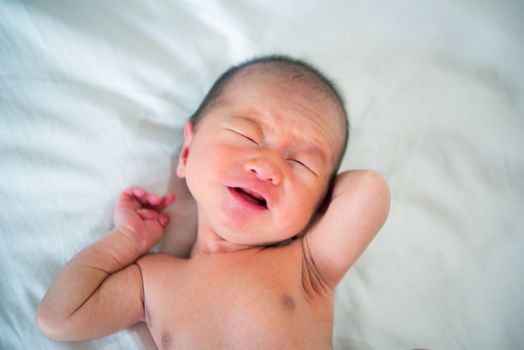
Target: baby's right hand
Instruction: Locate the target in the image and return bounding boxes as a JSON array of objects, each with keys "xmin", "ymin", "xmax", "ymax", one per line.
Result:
[{"xmin": 113, "ymin": 187, "xmax": 175, "ymax": 251}]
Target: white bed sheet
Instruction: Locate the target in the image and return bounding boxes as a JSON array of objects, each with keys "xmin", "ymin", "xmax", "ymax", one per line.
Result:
[{"xmin": 1, "ymin": 1, "xmax": 523, "ymax": 349}]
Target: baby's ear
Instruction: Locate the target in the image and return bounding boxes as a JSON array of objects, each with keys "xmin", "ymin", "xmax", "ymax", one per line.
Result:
[{"xmin": 176, "ymin": 121, "xmax": 194, "ymax": 178}]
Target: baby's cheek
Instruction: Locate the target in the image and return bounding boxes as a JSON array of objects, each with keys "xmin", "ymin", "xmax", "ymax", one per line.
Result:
[
  {"xmin": 289, "ymin": 191, "xmax": 318, "ymax": 227},
  {"xmin": 189, "ymin": 142, "xmax": 223, "ymax": 170}
]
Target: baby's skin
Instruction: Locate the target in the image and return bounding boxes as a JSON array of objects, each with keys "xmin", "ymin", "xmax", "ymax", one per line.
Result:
[{"xmin": 37, "ymin": 68, "xmax": 390, "ymax": 349}]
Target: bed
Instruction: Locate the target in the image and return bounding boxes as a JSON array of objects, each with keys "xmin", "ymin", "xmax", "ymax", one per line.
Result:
[{"xmin": 1, "ymin": 1, "xmax": 523, "ymax": 349}]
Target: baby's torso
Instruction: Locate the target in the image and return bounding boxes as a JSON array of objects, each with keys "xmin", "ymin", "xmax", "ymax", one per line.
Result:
[{"xmin": 137, "ymin": 239, "xmax": 334, "ymax": 349}]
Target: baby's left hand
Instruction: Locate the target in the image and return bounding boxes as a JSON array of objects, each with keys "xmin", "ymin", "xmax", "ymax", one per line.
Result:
[{"xmin": 113, "ymin": 187, "xmax": 175, "ymax": 249}]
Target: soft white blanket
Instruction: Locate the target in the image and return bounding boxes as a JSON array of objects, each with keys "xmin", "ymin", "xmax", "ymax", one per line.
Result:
[{"xmin": 1, "ymin": 1, "xmax": 523, "ymax": 349}]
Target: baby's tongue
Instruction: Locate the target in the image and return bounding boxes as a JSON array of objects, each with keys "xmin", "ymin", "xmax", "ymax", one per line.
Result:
[{"xmin": 236, "ymin": 188, "xmax": 263, "ymax": 206}]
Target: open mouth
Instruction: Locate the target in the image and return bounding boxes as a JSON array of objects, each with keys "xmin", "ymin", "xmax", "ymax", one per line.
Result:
[{"xmin": 231, "ymin": 187, "xmax": 267, "ymax": 209}]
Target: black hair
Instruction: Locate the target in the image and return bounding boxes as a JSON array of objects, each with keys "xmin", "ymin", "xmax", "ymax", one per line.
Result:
[{"xmin": 189, "ymin": 54, "xmax": 349, "ymax": 174}]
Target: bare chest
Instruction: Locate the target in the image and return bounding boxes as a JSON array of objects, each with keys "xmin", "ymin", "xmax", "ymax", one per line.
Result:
[{"xmin": 142, "ymin": 244, "xmax": 333, "ymax": 349}]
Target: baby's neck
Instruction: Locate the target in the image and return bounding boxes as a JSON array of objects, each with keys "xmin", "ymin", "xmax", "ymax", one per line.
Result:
[{"xmin": 189, "ymin": 227, "xmax": 259, "ymax": 257}]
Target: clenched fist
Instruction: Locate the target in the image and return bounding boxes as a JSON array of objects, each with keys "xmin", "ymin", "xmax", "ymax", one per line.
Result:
[{"xmin": 113, "ymin": 187, "xmax": 175, "ymax": 249}]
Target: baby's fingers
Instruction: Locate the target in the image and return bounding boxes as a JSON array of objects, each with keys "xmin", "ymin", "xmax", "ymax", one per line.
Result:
[
  {"xmin": 145, "ymin": 193, "xmax": 162, "ymax": 206},
  {"xmin": 123, "ymin": 187, "xmax": 175, "ymax": 210},
  {"xmin": 123, "ymin": 187, "xmax": 146, "ymax": 198},
  {"xmin": 159, "ymin": 193, "xmax": 176, "ymax": 208},
  {"xmin": 129, "ymin": 190, "xmax": 161, "ymax": 207},
  {"xmin": 119, "ymin": 187, "xmax": 146, "ymax": 209},
  {"xmin": 137, "ymin": 209, "xmax": 159, "ymax": 220},
  {"xmin": 139, "ymin": 192, "xmax": 175, "ymax": 209},
  {"xmin": 137, "ymin": 209, "xmax": 170, "ymax": 227},
  {"xmin": 159, "ymin": 212, "xmax": 170, "ymax": 227}
]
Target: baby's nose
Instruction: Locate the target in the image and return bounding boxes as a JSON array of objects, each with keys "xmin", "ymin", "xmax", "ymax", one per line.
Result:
[{"xmin": 244, "ymin": 157, "xmax": 283, "ymax": 185}]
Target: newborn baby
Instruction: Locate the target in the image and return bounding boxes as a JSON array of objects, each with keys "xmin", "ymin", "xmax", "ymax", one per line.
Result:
[{"xmin": 37, "ymin": 55, "xmax": 390, "ymax": 349}]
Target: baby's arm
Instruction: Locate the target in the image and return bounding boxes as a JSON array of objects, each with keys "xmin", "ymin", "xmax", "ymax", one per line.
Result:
[
  {"xmin": 36, "ymin": 187, "xmax": 174, "ymax": 341},
  {"xmin": 305, "ymin": 170, "xmax": 390, "ymax": 289}
]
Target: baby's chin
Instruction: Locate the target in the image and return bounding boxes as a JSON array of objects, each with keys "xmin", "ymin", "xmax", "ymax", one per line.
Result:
[
  {"xmin": 208, "ymin": 207, "xmax": 310, "ymax": 246},
  {"xmin": 215, "ymin": 225, "xmax": 299, "ymax": 247}
]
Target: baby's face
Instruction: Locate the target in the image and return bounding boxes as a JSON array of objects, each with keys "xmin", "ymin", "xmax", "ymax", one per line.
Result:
[{"xmin": 178, "ymin": 72, "xmax": 345, "ymax": 245}]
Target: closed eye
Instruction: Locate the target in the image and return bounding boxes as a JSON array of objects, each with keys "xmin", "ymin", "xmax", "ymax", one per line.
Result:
[
  {"xmin": 289, "ymin": 159, "xmax": 317, "ymax": 176},
  {"xmin": 225, "ymin": 128, "xmax": 259, "ymax": 145}
]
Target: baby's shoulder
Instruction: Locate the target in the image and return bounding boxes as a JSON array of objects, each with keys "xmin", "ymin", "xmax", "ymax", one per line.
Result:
[{"xmin": 136, "ymin": 252, "xmax": 182, "ymax": 274}]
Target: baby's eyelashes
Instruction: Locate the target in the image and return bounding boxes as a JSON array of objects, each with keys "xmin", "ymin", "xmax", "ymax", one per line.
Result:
[
  {"xmin": 225, "ymin": 127, "xmax": 319, "ymax": 177},
  {"xmin": 288, "ymin": 159, "xmax": 317, "ymax": 176},
  {"xmin": 225, "ymin": 128, "xmax": 260, "ymax": 145}
]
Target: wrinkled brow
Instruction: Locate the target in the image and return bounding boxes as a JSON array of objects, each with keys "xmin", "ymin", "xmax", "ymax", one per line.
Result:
[{"xmin": 230, "ymin": 114, "xmax": 331, "ymax": 164}]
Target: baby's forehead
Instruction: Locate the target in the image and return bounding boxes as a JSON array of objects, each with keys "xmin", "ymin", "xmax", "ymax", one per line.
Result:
[
  {"xmin": 248, "ymin": 79, "xmax": 340, "ymax": 126},
  {"xmin": 213, "ymin": 78, "xmax": 345, "ymax": 162},
  {"xmin": 196, "ymin": 59, "xmax": 349, "ymax": 171},
  {"xmin": 229, "ymin": 65, "xmax": 333, "ymax": 99},
  {"xmin": 222, "ymin": 68, "xmax": 341, "ymax": 117}
]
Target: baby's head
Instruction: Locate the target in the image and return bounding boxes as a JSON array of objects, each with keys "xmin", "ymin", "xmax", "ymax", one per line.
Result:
[{"xmin": 177, "ymin": 55, "xmax": 349, "ymax": 245}]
